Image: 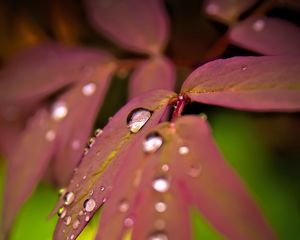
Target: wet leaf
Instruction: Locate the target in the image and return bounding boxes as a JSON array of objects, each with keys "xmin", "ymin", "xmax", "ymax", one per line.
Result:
[
  {"xmin": 52, "ymin": 90, "xmax": 175, "ymax": 240},
  {"xmin": 203, "ymin": 0, "xmax": 258, "ymax": 24},
  {"xmin": 182, "ymin": 56, "xmax": 300, "ymax": 111},
  {"xmin": 84, "ymin": 0, "xmax": 169, "ymax": 54},
  {"xmin": 229, "ymin": 17, "xmax": 300, "ymax": 55},
  {"xmin": 129, "ymin": 56, "xmax": 176, "ymax": 99}
]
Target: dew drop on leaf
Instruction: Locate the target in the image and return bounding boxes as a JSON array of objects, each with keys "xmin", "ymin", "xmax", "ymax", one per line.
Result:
[
  {"xmin": 70, "ymin": 234, "xmax": 75, "ymax": 240},
  {"xmin": 154, "ymin": 201, "xmax": 167, "ymax": 213},
  {"xmin": 124, "ymin": 217, "xmax": 134, "ymax": 227},
  {"xmin": 127, "ymin": 108, "xmax": 152, "ymax": 133},
  {"xmin": 83, "ymin": 198, "xmax": 96, "ymax": 212},
  {"xmin": 95, "ymin": 128, "xmax": 103, "ymax": 136},
  {"xmin": 143, "ymin": 132, "xmax": 163, "ymax": 153},
  {"xmin": 85, "ymin": 216, "xmax": 90, "ymax": 222},
  {"xmin": 64, "ymin": 192, "xmax": 75, "ymax": 205},
  {"xmin": 161, "ymin": 164, "xmax": 169, "ymax": 172},
  {"xmin": 178, "ymin": 146, "xmax": 189, "ymax": 155},
  {"xmin": 63, "ymin": 216, "xmax": 72, "ymax": 225},
  {"xmin": 118, "ymin": 199, "xmax": 129, "ymax": 213},
  {"xmin": 252, "ymin": 19, "xmax": 265, "ymax": 32},
  {"xmin": 72, "ymin": 219, "xmax": 80, "ymax": 229},
  {"xmin": 81, "ymin": 82, "xmax": 96, "ymax": 96},
  {"xmin": 58, "ymin": 188, "xmax": 66, "ymax": 197},
  {"xmin": 51, "ymin": 101, "xmax": 68, "ymax": 121},
  {"xmin": 152, "ymin": 177, "xmax": 170, "ymax": 193},
  {"xmin": 57, "ymin": 207, "xmax": 67, "ymax": 218},
  {"xmin": 45, "ymin": 129, "xmax": 56, "ymax": 142},
  {"xmin": 100, "ymin": 186, "xmax": 105, "ymax": 192},
  {"xmin": 148, "ymin": 231, "xmax": 168, "ymax": 240}
]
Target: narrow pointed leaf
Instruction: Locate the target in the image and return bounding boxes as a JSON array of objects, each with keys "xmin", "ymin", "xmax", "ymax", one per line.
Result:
[
  {"xmin": 0, "ymin": 42, "xmax": 111, "ymax": 104},
  {"xmin": 84, "ymin": 0, "xmax": 169, "ymax": 54},
  {"xmin": 171, "ymin": 116, "xmax": 276, "ymax": 239},
  {"xmin": 229, "ymin": 17, "xmax": 300, "ymax": 55},
  {"xmin": 203, "ymin": 0, "xmax": 258, "ymax": 24},
  {"xmin": 129, "ymin": 56, "xmax": 176, "ymax": 99},
  {"xmin": 182, "ymin": 56, "xmax": 300, "ymax": 111},
  {"xmin": 53, "ymin": 90, "xmax": 175, "ymax": 240},
  {"xmin": 2, "ymin": 109, "xmax": 57, "ymax": 236}
]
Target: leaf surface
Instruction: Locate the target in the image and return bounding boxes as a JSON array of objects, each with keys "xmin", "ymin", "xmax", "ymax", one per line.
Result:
[
  {"xmin": 182, "ymin": 56, "xmax": 300, "ymax": 111},
  {"xmin": 53, "ymin": 90, "xmax": 175, "ymax": 240},
  {"xmin": 129, "ymin": 56, "xmax": 176, "ymax": 99},
  {"xmin": 84, "ymin": 0, "xmax": 169, "ymax": 54},
  {"xmin": 229, "ymin": 17, "xmax": 300, "ymax": 55}
]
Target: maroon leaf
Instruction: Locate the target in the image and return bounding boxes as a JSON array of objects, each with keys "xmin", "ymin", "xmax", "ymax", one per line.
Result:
[
  {"xmin": 2, "ymin": 108, "xmax": 57, "ymax": 236},
  {"xmin": 229, "ymin": 17, "xmax": 300, "ymax": 55},
  {"xmin": 203, "ymin": 0, "xmax": 258, "ymax": 24},
  {"xmin": 0, "ymin": 42, "xmax": 112, "ymax": 105},
  {"xmin": 84, "ymin": 0, "xmax": 169, "ymax": 54},
  {"xmin": 129, "ymin": 56, "xmax": 176, "ymax": 99},
  {"xmin": 181, "ymin": 56, "xmax": 300, "ymax": 111},
  {"xmin": 52, "ymin": 90, "xmax": 175, "ymax": 240},
  {"xmin": 172, "ymin": 116, "xmax": 276, "ymax": 239}
]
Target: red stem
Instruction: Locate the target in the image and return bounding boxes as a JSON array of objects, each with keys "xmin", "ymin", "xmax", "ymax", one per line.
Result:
[{"xmin": 171, "ymin": 95, "xmax": 188, "ymax": 122}]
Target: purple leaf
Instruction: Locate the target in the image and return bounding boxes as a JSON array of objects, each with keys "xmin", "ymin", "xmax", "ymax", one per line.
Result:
[
  {"xmin": 172, "ymin": 116, "xmax": 276, "ymax": 239},
  {"xmin": 129, "ymin": 56, "xmax": 176, "ymax": 99},
  {"xmin": 52, "ymin": 90, "xmax": 175, "ymax": 240},
  {"xmin": 0, "ymin": 42, "xmax": 112, "ymax": 105},
  {"xmin": 229, "ymin": 17, "xmax": 300, "ymax": 55},
  {"xmin": 2, "ymin": 109, "xmax": 57, "ymax": 236},
  {"xmin": 203, "ymin": 0, "xmax": 258, "ymax": 24},
  {"xmin": 182, "ymin": 56, "xmax": 300, "ymax": 112},
  {"xmin": 84, "ymin": 0, "xmax": 169, "ymax": 54}
]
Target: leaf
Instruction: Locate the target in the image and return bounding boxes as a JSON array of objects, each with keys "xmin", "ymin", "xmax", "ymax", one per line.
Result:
[
  {"xmin": 53, "ymin": 90, "xmax": 175, "ymax": 240},
  {"xmin": 84, "ymin": 0, "xmax": 169, "ymax": 54},
  {"xmin": 172, "ymin": 116, "xmax": 276, "ymax": 239},
  {"xmin": 203, "ymin": 0, "xmax": 258, "ymax": 24},
  {"xmin": 0, "ymin": 42, "xmax": 112, "ymax": 105},
  {"xmin": 2, "ymin": 109, "xmax": 57, "ymax": 236},
  {"xmin": 229, "ymin": 17, "xmax": 300, "ymax": 55},
  {"xmin": 181, "ymin": 56, "xmax": 300, "ymax": 112},
  {"xmin": 129, "ymin": 56, "xmax": 176, "ymax": 99}
]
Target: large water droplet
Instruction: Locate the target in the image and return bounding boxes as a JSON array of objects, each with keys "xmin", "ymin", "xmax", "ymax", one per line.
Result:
[
  {"xmin": 118, "ymin": 199, "xmax": 129, "ymax": 213},
  {"xmin": 178, "ymin": 146, "xmax": 189, "ymax": 155},
  {"xmin": 83, "ymin": 198, "xmax": 96, "ymax": 212},
  {"xmin": 45, "ymin": 129, "xmax": 56, "ymax": 142},
  {"xmin": 152, "ymin": 177, "xmax": 170, "ymax": 193},
  {"xmin": 143, "ymin": 132, "xmax": 163, "ymax": 154},
  {"xmin": 127, "ymin": 108, "xmax": 151, "ymax": 133},
  {"xmin": 252, "ymin": 19, "xmax": 265, "ymax": 32},
  {"xmin": 63, "ymin": 216, "xmax": 72, "ymax": 225},
  {"xmin": 82, "ymin": 82, "xmax": 96, "ymax": 96},
  {"xmin": 64, "ymin": 192, "xmax": 75, "ymax": 205},
  {"xmin": 51, "ymin": 101, "xmax": 68, "ymax": 121},
  {"xmin": 72, "ymin": 219, "xmax": 80, "ymax": 229},
  {"xmin": 148, "ymin": 231, "xmax": 168, "ymax": 240},
  {"xmin": 57, "ymin": 207, "xmax": 67, "ymax": 218},
  {"xmin": 155, "ymin": 202, "xmax": 167, "ymax": 213}
]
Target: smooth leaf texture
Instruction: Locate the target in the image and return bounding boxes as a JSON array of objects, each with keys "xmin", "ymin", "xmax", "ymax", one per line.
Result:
[
  {"xmin": 53, "ymin": 90, "xmax": 175, "ymax": 240},
  {"xmin": 203, "ymin": 0, "xmax": 257, "ymax": 24},
  {"xmin": 129, "ymin": 56, "xmax": 176, "ymax": 99},
  {"xmin": 229, "ymin": 17, "xmax": 300, "ymax": 55},
  {"xmin": 84, "ymin": 0, "xmax": 169, "ymax": 54},
  {"xmin": 2, "ymin": 57, "xmax": 116, "ymax": 236},
  {"xmin": 182, "ymin": 56, "xmax": 300, "ymax": 111}
]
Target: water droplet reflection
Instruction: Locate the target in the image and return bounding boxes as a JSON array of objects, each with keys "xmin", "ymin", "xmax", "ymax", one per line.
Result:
[
  {"xmin": 51, "ymin": 101, "xmax": 68, "ymax": 121},
  {"xmin": 83, "ymin": 198, "xmax": 96, "ymax": 212},
  {"xmin": 152, "ymin": 177, "xmax": 170, "ymax": 193},
  {"xmin": 127, "ymin": 108, "xmax": 151, "ymax": 133},
  {"xmin": 82, "ymin": 82, "xmax": 96, "ymax": 96},
  {"xmin": 143, "ymin": 132, "xmax": 163, "ymax": 154},
  {"xmin": 64, "ymin": 192, "xmax": 75, "ymax": 205}
]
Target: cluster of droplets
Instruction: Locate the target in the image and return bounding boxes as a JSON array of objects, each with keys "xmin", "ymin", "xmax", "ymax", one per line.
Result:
[{"xmin": 83, "ymin": 128, "xmax": 103, "ymax": 156}]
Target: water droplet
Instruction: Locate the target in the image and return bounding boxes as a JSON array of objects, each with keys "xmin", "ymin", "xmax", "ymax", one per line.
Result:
[
  {"xmin": 51, "ymin": 101, "xmax": 68, "ymax": 121},
  {"xmin": 70, "ymin": 234, "xmax": 75, "ymax": 240},
  {"xmin": 57, "ymin": 207, "xmax": 67, "ymax": 218},
  {"xmin": 89, "ymin": 137, "xmax": 95, "ymax": 147},
  {"xmin": 199, "ymin": 113, "xmax": 207, "ymax": 120},
  {"xmin": 155, "ymin": 202, "xmax": 167, "ymax": 213},
  {"xmin": 241, "ymin": 65, "xmax": 247, "ymax": 71},
  {"xmin": 188, "ymin": 164, "xmax": 202, "ymax": 178},
  {"xmin": 102, "ymin": 197, "xmax": 107, "ymax": 203},
  {"xmin": 82, "ymin": 82, "xmax": 96, "ymax": 96},
  {"xmin": 143, "ymin": 132, "xmax": 163, "ymax": 154},
  {"xmin": 64, "ymin": 192, "xmax": 75, "ymax": 205},
  {"xmin": 85, "ymin": 216, "xmax": 90, "ymax": 222},
  {"xmin": 83, "ymin": 147, "xmax": 89, "ymax": 155},
  {"xmin": 252, "ymin": 19, "xmax": 265, "ymax": 32},
  {"xmin": 95, "ymin": 128, "xmax": 103, "ymax": 136},
  {"xmin": 45, "ymin": 130, "xmax": 56, "ymax": 142},
  {"xmin": 152, "ymin": 177, "xmax": 170, "ymax": 193},
  {"xmin": 206, "ymin": 3, "xmax": 219, "ymax": 15},
  {"xmin": 58, "ymin": 188, "xmax": 66, "ymax": 196},
  {"xmin": 118, "ymin": 199, "xmax": 129, "ymax": 213},
  {"xmin": 178, "ymin": 146, "xmax": 189, "ymax": 155},
  {"xmin": 63, "ymin": 216, "xmax": 72, "ymax": 225},
  {"xmin": 100, "ymin": 186, "xmax": 105, "ymax": 191},
  {"xmin": 89, "ymin": 190, "xmax": 94, "ymax": 196},
  {"xmin": 124, "ymin": 217, "xmax": 134, "ymax": 227},
  {"xmin": 161, "ymin": 164, "xmax": 169, "ymax": 172},
  {"xmin": 83, "ymin": 199, "xmax": 96, "ymax": 212},
  {"xmin": 72, "ymin": 220, "xmax": 80, "ymax": 229},
  {"xmin": 83, "ymin": 175, "xmax": 87, "ymax": 180},
  {"xmin": 148, "ymin": 231, "xmax": 168, "ymax": 240},
  {"xmin": 71, "ymin": 140, "xmax": 80, "ymax": 150},
  {"xmin": 127, "ymin": 108, "xmax": 152, "ymax": 133}
]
